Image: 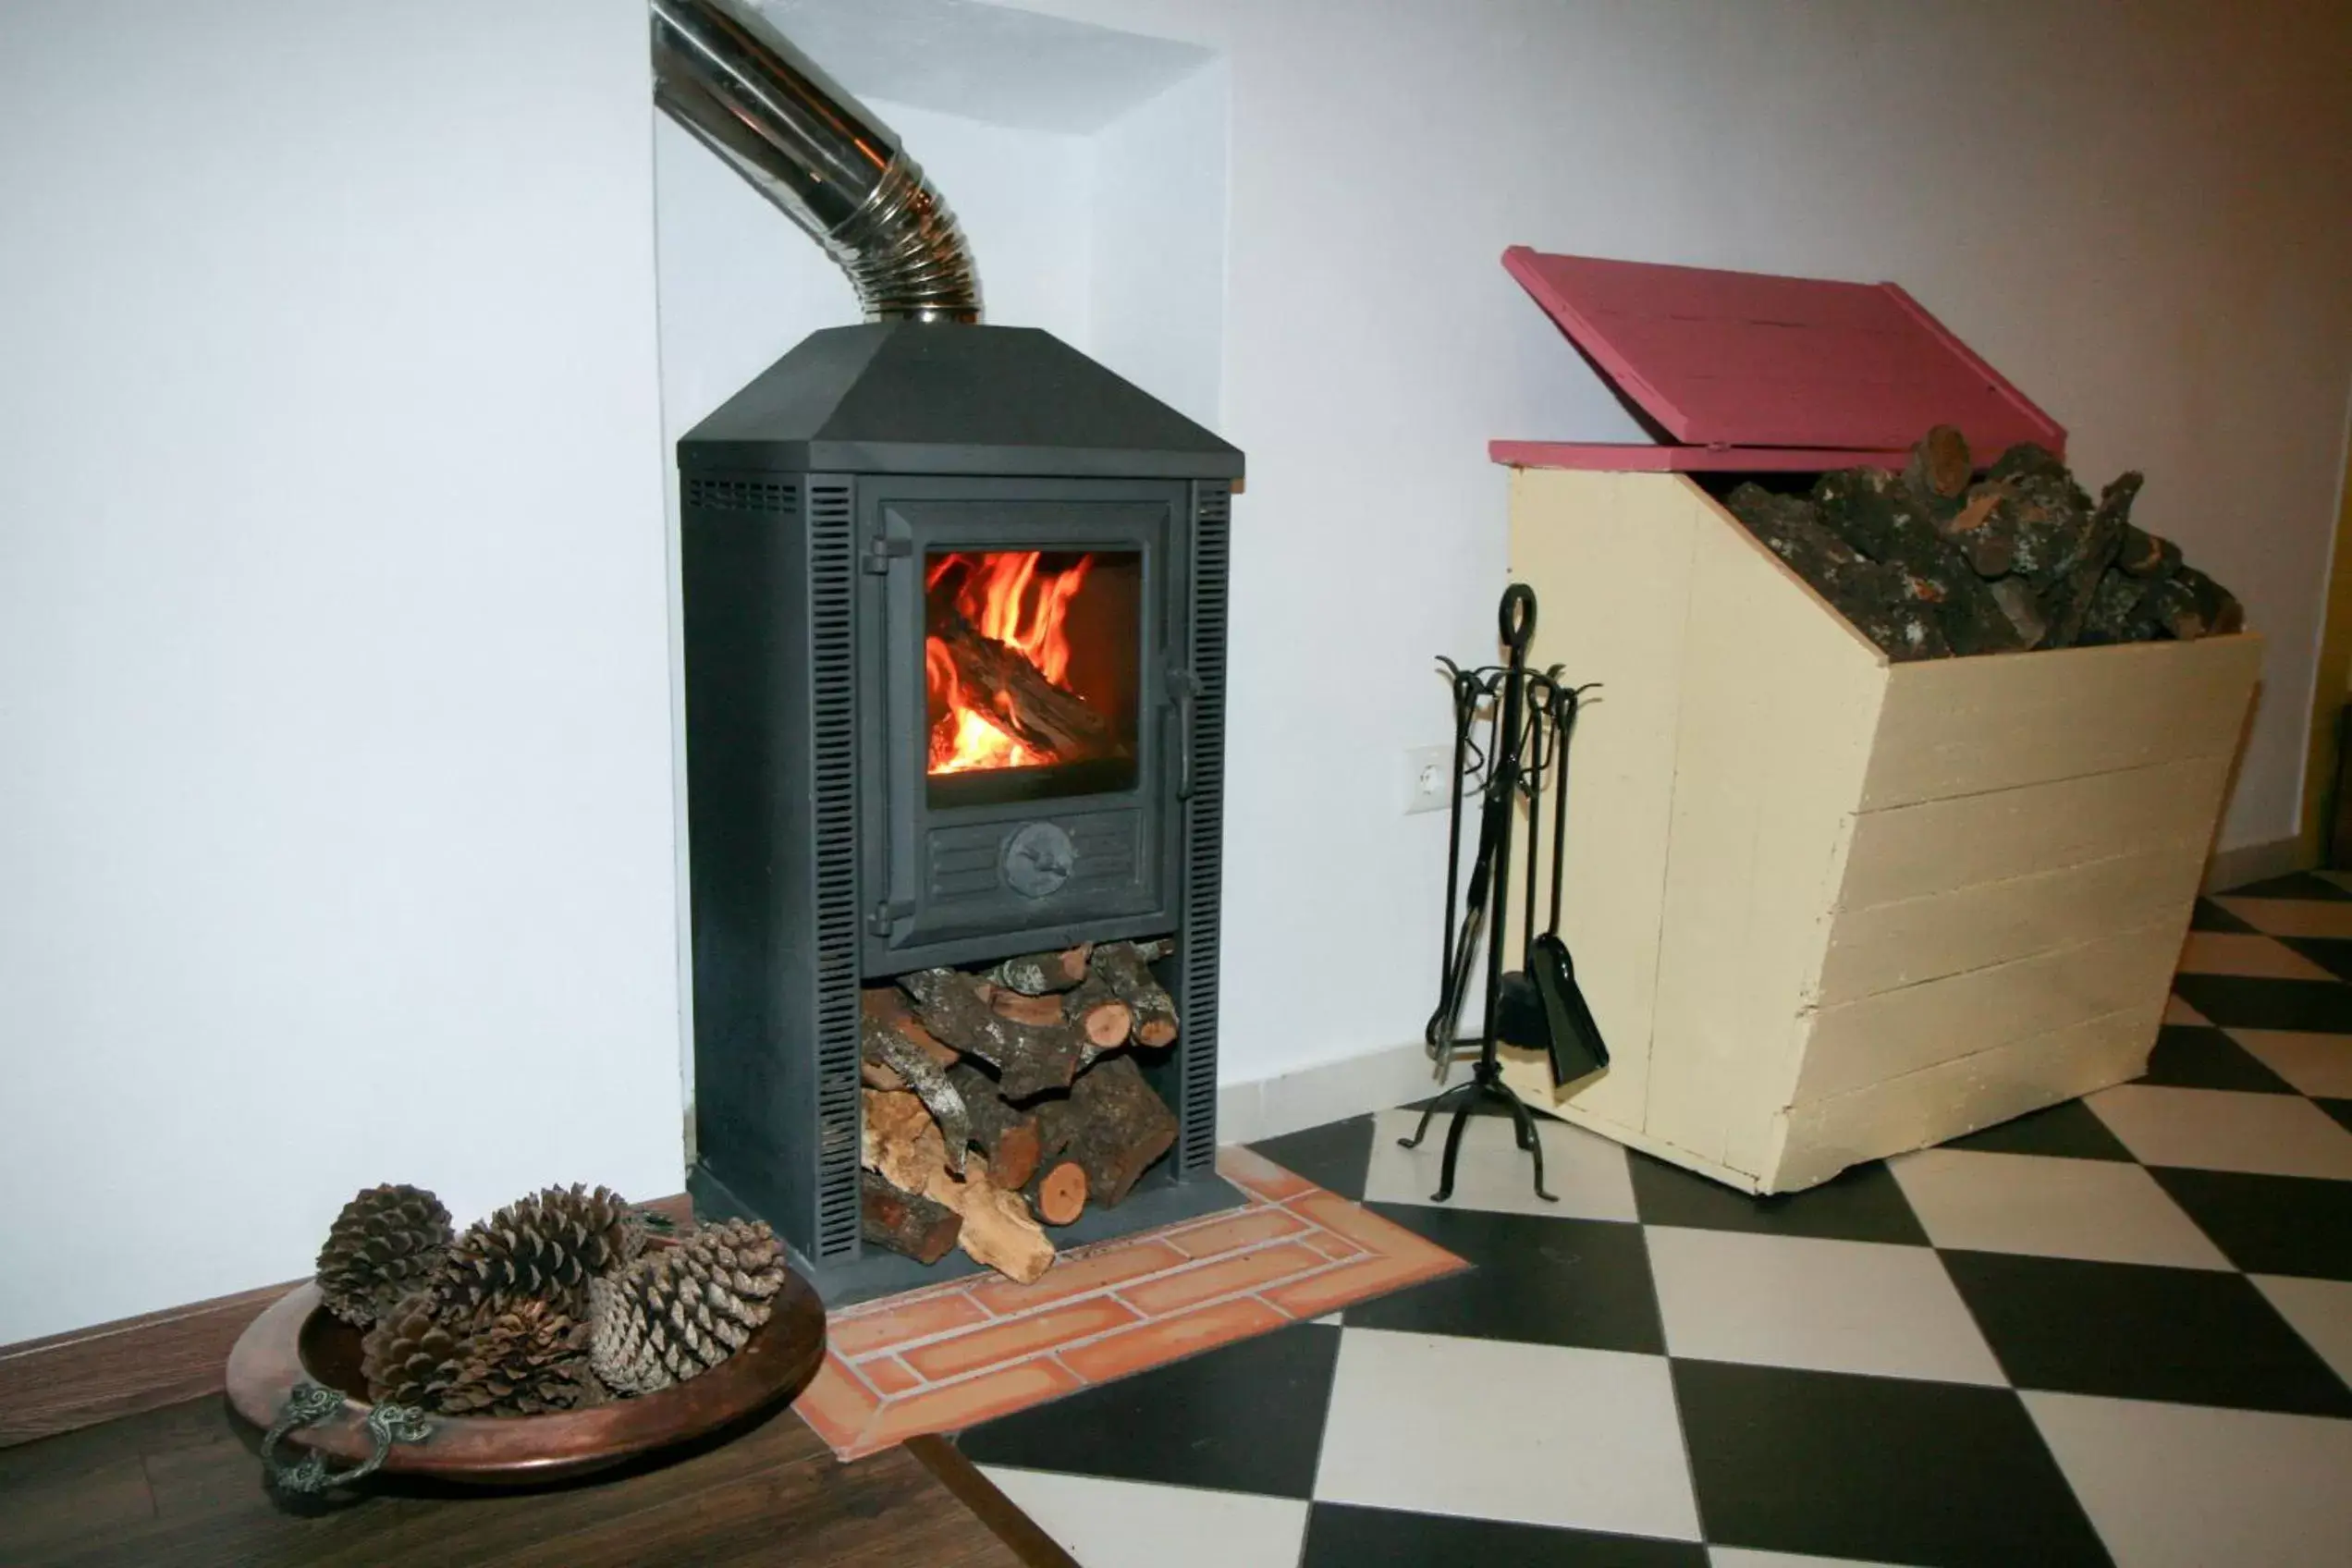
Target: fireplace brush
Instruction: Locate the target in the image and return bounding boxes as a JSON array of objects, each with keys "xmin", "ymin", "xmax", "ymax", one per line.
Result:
[{"xmin": 1409, "ymin": 583, "xmax": 1605, "ymax": 1203}]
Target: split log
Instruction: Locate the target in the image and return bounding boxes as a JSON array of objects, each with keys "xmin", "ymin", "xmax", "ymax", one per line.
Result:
[
  {"xmin": 861, "ymin": 1007, "xmax": 971, "ymax": 1175},
  {"xmin": 949, "ymin": 1062, "xmax": 1044, "ymax": 1191},
  {"xmin": 901, "ymin": 968, "xmax": 1089, "ymax": 1100},
  {"xmin": 2173, "ymin": 567, "xmax": 2244, "ymax": 638},
  {"xmin": 1035, "ymin": 1056, "xmax": 1177, "ymax": 1208},
  {"xmin": 862, "ymin": 988, "xmax": 960, "ymax": 1065},
  {"xmin": 1809, "ymin": 468, "xmax": 2021, "ymax": 655},
  {"xmin": 2114, "ymin": 523, "xmax": 2181, "ymax": 580},
  {"xmin": 984, "ymin": 945, "xmax": 1093, "ymax": 997},
  {"xmin": 1986, "ymin": 576, "xmax": 2049, "ymax": 651},
  {"xmin": 1089, "ymin": 942, "xmax": 1178, "ymax": 1048},
  {"xmin": 1029, "ymin": 1160, "xmax": 1088, "ymax": 1227},
  {"xmin": 1987, "ymin": 444, "xmax": 2098, "ymax": 589},
  {"xmin": 862, "ymin": 1088, "xmax": 1054, "ymax": 1283},
  {"xmin": 1723, "ymin": 484, "xmax": 1946, "ymax": 657},
  {"xmin": 985, "ymin": 986, "xmax": 1069, "ymax": 1029},
  {"xmin": 2042, "ymin": 472, "xmax": 2138, "ymax": 648},
  {"xmin": 937, "ymin": 613, "xmax": 1115, "ymax": 763},
  {"xmin": 2077, "ymin": 567, "xmax": 2156, "ymax": 646},
  {"xmin": 861, "ymin": 1170, "xmax": 962, "ymax": 1264}
]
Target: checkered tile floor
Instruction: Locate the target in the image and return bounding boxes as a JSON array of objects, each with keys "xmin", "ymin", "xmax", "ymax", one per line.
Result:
[{"xmin": 954, "ymin": 873, "xmax": 2352, "ymax": 1567}]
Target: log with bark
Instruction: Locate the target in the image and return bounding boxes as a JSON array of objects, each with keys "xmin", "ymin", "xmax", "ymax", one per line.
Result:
[
  {"xmin": 949, "ymin": 1061, "xmax": 1044, "ymax": 1191},
  {"xmin": 984, "ymin": 944, "xmax": 1093, "ymax": 996},
  {"xmin": 935, "ymin": 613, "xmax": 1118, "ymax": 763},
  {"xmin": 1035, "ymin": 1055, "xmax": 1178, "ymax": 1209},
  {"xmin": 900, "ymin": 967, "xmax": 1089, "ymax": 1100},
  {"xmin": 1028, "ymin": 1160, "xmax": 1088, "ymax": 1227},
  {"xmin": 1088, "ymin": 940, "xmax": 1178, "ymax": 1048},
  {"xmin": 861, "ymin": 1170, "xmax": 962, "ymax": 1264},
  {"xmin": 861, "ymin": 1007, "xmax": 970, "ymax": 1173},
  {"xmin": 863, "ymin": 1087, "xmax": 1055, "ymax": 1283}
]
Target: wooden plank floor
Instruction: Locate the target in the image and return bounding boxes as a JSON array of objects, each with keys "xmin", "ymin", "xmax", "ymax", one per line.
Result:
[{"xmin": 0, "ymin": 1392, "xmax": 1070, "ymax": 1567}]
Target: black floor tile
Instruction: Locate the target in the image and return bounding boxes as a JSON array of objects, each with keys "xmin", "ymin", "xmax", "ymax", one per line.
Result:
[
  {"xmin": 1344, "ymin": 1205, "xmax": 1664, "ymax": 1353},
  {"xmin": 1301, "ymin": 1505, "xmax": 1704, "ymax": 1567},
  {"xmin": 1939, "ymin": 1097, "xmax": 2137, "ymax": 1160},
  {"xmin": 2225, "ymin": 872, "xmax": 2352, "ymax": 900},
  {"xmin": 1250, "ymin": 1114, "xmax": 1377, "ymax": 1201},
  {"xmin": 2136, "ymin": 1024, "xmax": 2297, "ymax": 1092},
  {"xmin": 1672, "ymin": 1361, "xmax": 2110, "ymax": 1568},
  {"xmin": 2149, "ymin": 1167, "xmax": 2352, "ymax": 1282},
  {"xmin": 1940, "ymin": 1249, "xmax": 2352, "ymax": 1416},
  {"xmin": 954, "ymin": 1320, "xmax": 1341, "ymax": 1497},
  {"xmin": 2321, "ymin": 1097, "xmax": 2352, "ymax": 1136},
  {"xmin": 2168, "ymin": 974, "xmax": 2352, "ymax": 1033},
  {"xmin": 2283, "ymin": 936, "xmax": 2352, "ymax": 984},
  {"xmin": 2191, "ymin": 896, "xmax": 2259, "ymax": 932},
  {"xmin": 1627, "ymin": 1152, "xmax": 1928, "ymax": 1244}
]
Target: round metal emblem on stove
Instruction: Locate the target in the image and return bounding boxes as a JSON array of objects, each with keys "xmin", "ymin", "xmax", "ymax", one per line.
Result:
[{"xmin": 1001, "ymin": 822, "xmax": 1076, "ymax": 900}]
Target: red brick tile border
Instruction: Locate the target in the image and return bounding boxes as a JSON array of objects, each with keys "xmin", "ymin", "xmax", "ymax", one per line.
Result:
[{"xmin": 792, "ymin": 1147, "xmax": 1468, "ymax": 1460}]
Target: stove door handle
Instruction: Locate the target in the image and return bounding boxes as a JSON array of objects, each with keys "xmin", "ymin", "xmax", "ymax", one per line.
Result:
[{"xmin": 1169, "ymin": 668, "xmax": 1201, "ymax": 802}]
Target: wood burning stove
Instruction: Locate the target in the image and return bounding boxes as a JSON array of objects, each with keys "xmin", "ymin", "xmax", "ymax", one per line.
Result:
[{"xmin": 676, "ymin": 322, "xmax": 1243, "ymax": 1301}]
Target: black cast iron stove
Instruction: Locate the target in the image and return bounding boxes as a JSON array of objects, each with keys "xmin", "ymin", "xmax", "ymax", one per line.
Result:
[{"xmin": 678, "ymin": 322, "xmax": 1243, "ymax": 1302}]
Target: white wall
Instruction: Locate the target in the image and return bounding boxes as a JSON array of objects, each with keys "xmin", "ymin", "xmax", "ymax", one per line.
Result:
[
  {"xmin": 986, "ymin": 0, "xmax": 2352, "ymax": 1097},
  {"xmin": 7, "ymin": 0, "xmax": 2350, "ymax": 1343},
  {"xmin": 0, "ymin": 1, "xmax": 683, "ymax": 1343}
]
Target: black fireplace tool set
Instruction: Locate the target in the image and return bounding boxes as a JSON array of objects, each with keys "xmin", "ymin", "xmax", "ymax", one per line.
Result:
[{"xmin": 1408, "ymin": 582, "xmax": 1608, "ymax": 1203}]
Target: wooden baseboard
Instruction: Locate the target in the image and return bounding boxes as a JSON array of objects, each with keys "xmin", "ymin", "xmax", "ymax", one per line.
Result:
[
  {"xmin": 2204, "ymin": 833, "xmax": 2311, "ymax": 893},
  {"xmin": 0, "ymin": 1192, "xmax": 698, "ymax": 1450}
]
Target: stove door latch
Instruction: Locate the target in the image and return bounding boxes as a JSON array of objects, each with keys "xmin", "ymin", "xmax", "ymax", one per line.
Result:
[
  {"xmin": 861, "ymin": 536, "xmax": 913, "ymax": 574},
  {"xmin": 867, "ymin": 897, "xmax": 916, "ymax": 936}
]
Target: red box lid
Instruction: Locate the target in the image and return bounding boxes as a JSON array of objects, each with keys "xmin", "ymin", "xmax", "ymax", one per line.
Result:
[{"xmin": 1491, "ymin": 247, "xmax": 2064, "ymax": 472}]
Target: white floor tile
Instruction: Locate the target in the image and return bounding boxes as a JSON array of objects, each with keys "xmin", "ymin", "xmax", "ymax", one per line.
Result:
[
  {"xmin": 977, "ymin": 1466, "xmax": 1309, "ymax": 1568},
  {"xmin": 2085, "ymin": 1084, "xmax": 2352, "ymax": 1179},
  {"xmin": 1362, "ymin": 1106, "xmax": 1636, "ymax": 1221},
  {"xmin": 2229, "ymin": 1029, "xmax": 2352, "ymax": 1097},
  {"xmin": 1710, "ymin": 1550, "xmax": 1905, "ymax": 1567},
  {"xmin": 2214, "ymin": 895, "xmax": 2352, "ymax": 940},
  {"xmin": 1314, "ymin": 1327, "xmax": 1699, "ymax": 1540},
  {"xmin": 2163, "ymin": 993, "xmax": 2210, "ymax": 1025},
  {"xmin": 1889, "ymin": 1148, "xmax": 2230, "ymax": 1269},
  {"xmin": 2175, "ymin": 930, "xmax": 2337, "ymax": 980},
  {"xmin": 2251, "ymin": 1275, "xmax": 2352, "ymax": 1389},
  {"xmin": 2026, "ymin": 1391, "xmax": 2352, "ymax": 1568},
  {"xmin": 1643, "ymin": 1226, "xmax": 2004, "ymax": 1385}
]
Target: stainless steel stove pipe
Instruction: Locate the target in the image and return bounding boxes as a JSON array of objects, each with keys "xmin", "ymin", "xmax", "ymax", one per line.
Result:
[{"xmin": 651, "ymin": 0, "xmax": 982, "ymax": 323}]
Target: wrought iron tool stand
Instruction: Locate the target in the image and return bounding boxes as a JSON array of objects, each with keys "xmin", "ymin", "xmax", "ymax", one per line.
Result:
[{"xmin": 1405, "ymin": 582, "xmax": 1580, "ymax": 1202}]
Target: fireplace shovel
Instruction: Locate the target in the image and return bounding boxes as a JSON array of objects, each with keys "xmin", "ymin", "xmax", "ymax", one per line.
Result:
[{"xmin": 1494, "ymin": 682, "xmax": 1609, "ymax": 1087}]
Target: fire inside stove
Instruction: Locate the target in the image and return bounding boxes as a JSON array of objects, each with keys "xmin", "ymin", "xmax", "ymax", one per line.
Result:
[{"xmin": 925, "ymin": 548, "xmax": 1141, "ymax": 802}]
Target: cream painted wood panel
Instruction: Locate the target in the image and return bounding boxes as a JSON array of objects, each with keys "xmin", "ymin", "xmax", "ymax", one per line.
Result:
[
  {"xmin": 1769, "ymin": 1001, "xmax": 2162, "ymax": 1190},
  {"xmin": 1794, "ymin": 919, "xmax": 2183, "ymax": 1103},
  {"xmin": 1817, "ymin": 835, "xmax": 2211, "ymax": 1002},
  {"xmin": 1502, "ymin": 469, "xmax": 1695, "ymax": 1131},
  {"xmin": 1838, "ymin": 754, "xmax": 2235, "ymax": 911},
  {"xmin": 1643, "ymin": 489, "xmax": 1885, "ymax": 1176},
  {"xmin": 1859, "ymin": 634, "xmax": 2262, "ymax": 810},
  {"xmin": 1502, "ymin": 468, "xmax": 2260, "ymax": 1194}
]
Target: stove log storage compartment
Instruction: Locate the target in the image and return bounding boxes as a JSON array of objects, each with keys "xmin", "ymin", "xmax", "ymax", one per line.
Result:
[
  {"xmin": 655, "ymin": 0, "xmax": 1243, "ymax": 1302},
  {"xmin": 1489, "ymin": 248, "xmax": 2260, "ymax": 1194}
]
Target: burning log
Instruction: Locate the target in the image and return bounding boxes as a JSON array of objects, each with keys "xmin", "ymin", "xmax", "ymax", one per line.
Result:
[
  {"xmin": 985, "ymin": 944, "xmax": 1093, "ymax": 996},
  {"xmin": 1036, "ymin": 1055, "xmax": 1177, "ymax": 1209},
  {"xmin": 900, "ymin": 967, "xmax": 1088, "ymax": 1100},
  {"xmin": 936, "ymin": 613, "xmax": 1116, "ymax": 764},
  {"xmin": 864, "ymin": 1088, "xmax": 1054, "ymax": 1284},
  {"xmin": 861, "ymin": 1170, "xmax": 962, "ymax": 1265},
  {"xmin": 1089, "ymin": 941, "xmax": 1178, "ymax": 1049}
]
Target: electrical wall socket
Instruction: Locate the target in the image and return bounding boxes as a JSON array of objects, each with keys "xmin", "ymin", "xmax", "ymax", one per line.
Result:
[{"xmin": 1403, "ymin": 744, "xmax": 1454, "ymax": 815}]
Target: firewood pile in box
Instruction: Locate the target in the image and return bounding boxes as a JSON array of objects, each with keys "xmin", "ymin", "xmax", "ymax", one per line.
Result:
[
  {"xmin": 1721, "ymin": 425, "xmax": 2243, "ymax": 662},
  {"xmin": 860, "ymin": 939, "xmax": 1181, "ymax": 1283}
]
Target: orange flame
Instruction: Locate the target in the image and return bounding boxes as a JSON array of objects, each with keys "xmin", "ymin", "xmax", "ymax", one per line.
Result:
[{"xmin": 925, "ymin": 551, "xmax": 1096, "ymax": 775}]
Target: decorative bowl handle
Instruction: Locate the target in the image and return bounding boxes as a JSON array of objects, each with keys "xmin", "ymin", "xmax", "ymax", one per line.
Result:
[{"xmin": 260, "ymin": 1380, "xmax": 435, "ymax": 1495}]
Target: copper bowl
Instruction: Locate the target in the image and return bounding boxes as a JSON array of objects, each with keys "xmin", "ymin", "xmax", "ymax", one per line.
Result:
[{"xmin": 225, "ymin": 1273, "xmax": 827, "ymax": 1487}]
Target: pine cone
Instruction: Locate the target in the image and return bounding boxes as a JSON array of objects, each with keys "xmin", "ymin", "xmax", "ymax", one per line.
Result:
[
  {"xmin": 441, "ymin": 1183, "xmax": 643, "ymax": 1316},
  {"xmin": 439, "ymin": 1298, "xmax": 600, "ymax": 1417},
  {"xmin": 316, "ymin": 1183, "xmax": 454, "ymax": 1327},
  {"xmin": 588, "ymin": 1219, "xmax": 785, "ymax": 1395},
  {"xmin": 360, "ymin": 1292, "xmax": 464, "ymax": 1409}
]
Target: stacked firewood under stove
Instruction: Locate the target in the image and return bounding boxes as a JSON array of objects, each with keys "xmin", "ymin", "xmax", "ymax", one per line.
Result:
[
  {"xmin": 1721, "ymin": 426, "xmax": 2244, "ymax": 662},
  {"xmin": 859, "ymin": 939, "xmax": 1181, "ymax": 1283}
]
